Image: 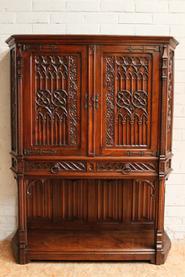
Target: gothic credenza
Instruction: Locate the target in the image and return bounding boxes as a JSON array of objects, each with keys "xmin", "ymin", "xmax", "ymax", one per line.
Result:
[{"xmin": 6, "ymin": 35, "xmax": 178, "ymax": 264}]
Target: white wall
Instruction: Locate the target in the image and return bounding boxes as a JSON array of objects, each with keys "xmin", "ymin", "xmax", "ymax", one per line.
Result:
[{"xmin": 0, "ymin": 0, "xmax": 185, "ymax": 240}]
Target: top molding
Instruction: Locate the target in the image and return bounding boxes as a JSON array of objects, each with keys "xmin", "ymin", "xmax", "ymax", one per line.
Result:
[{"xmin": 6, "ymin": 34, "xmax": 178, "ymax": 49}]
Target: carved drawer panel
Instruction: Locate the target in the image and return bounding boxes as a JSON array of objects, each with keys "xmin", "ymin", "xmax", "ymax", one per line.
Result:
[
  {"xmin": 96, "ymin": 161, "xmax": 156, "ymax": 174},
  {"xmin": 24, "ymin": 159, "xmax": 157, "ymax": 177}
]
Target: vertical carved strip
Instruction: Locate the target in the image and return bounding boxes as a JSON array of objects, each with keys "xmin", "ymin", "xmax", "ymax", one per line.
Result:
[
  {"xmin": 114, "ymin": 56, "xmax": 118, "ymax": 146},
  {"xmin": 160, "ymin": 45, "xmax": 168, "ymax": 157},
  {"xmin": 10, "ymin": 48, "xmax": 17, "ymax": 152},
  {"xmin": 88, "ymin": 45, "xmax": 96, "ymax": 156},
  {"xmin": 167, "ymin": 49, "xmax": 174, "ymax": 153},
  {"xmin": 68, "ymin": 55, "xmax": 78, "ymax": 145},
  {"xmin": 105, "ymin": 56, "xmax": 115, "ymax": 145},
  {"xmin": 16, "ymin": 45, "xmax": 24, "ymax": 154}
]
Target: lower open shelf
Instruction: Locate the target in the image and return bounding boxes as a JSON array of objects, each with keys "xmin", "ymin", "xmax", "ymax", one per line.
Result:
[
  {"xmin": 26, "ymin": 228, "xmax": 156, "ymax": 262},
  {"xmin": 12, "ymin": 227, "xmax": 171, "ymax": 263}
]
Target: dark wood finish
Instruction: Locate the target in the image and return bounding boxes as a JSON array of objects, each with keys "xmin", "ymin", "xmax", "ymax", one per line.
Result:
[{"xmin": 6, "ymin": 35, "xmax": 178, "ymax": 265}]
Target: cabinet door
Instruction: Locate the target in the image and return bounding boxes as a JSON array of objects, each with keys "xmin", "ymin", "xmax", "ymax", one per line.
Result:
[
  {"xmin": 96, "ymin": 45, "xmax": 160, "ymax": 156},
  {"xmin": 23, "ymin": 45, "xmax": 87, "ymax": 156}
]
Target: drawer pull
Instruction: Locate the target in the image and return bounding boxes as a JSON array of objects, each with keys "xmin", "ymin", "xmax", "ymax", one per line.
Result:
[
  {"xmin": 50, "ymin": 163, "xmax": 60, "ymax": 174},
  {"xmin": 121, "ymin": 164, "xmax": 132, "ymax": 174}
]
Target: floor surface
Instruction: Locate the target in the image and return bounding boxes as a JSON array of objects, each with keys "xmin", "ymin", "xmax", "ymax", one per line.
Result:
[{"xmin": 0, "ymin": 240, "xmax": 185, "ymax": 277}]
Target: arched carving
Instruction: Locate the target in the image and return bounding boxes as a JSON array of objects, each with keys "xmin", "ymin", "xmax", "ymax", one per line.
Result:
[
  {"xmin": 34, "ymin": 55, "xmax": 79, "ymax": 146},
  {"xmin": 105, "ymin": 55, "xmax": 150, "ymax": 146}
]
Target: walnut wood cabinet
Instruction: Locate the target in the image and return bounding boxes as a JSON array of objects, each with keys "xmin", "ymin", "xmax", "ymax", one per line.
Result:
[{"xmin": 6, "ymin": 35, "xmax": 178, "ymax": 264}]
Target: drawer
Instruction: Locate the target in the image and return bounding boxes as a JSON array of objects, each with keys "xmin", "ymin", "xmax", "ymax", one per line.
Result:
[{"xmin": 24, "ymin": 159, "xmax": 158, "ymax": 178}]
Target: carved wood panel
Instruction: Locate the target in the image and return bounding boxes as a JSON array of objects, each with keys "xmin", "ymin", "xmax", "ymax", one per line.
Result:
[
  {"xmin": 27, "ymin": 179, "xmax": 53, "ymax": 220},
  {"xmin": 132, "ymin": 180, "xmax": 155, "ymax": 222},
  {"xmin": 34, "ymin": 55, "xmax": 78, "ymax": 146},
  {"xmin": 23, "ymin": 46, "xmax": 87, "ymax": 155},
  {"xmin": 27, "ymin": 179, "xmax": 155, "ymax": 225},
  {"xmin": 104, "ymin": 54, "xmax": 151, "ymax": 147},
  {"xmin": 24, "ymin": 160, "xmax": 157, "ymax": 177},
  {"xmin": 96, "ymin": 161, "xmax": 156, "ymax": 173}
]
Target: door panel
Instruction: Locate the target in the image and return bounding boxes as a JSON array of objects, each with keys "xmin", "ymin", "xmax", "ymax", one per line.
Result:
[
  {"xmin": 23, "ymin": 45, "xmax": 87, "ymax": 156},
  {"xmin": 96, "ymin": 46, "xmax": 160, "ymax": 156}
]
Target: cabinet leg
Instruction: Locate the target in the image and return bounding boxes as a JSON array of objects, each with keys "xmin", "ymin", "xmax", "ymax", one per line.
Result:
[
  {"xmin": 12, "ymin": 230, "xmax": 29, "ymax": 264},
  {"xmin": 18, "ymin": 248, "xmax": 29, "ymax": 264},
  {"xmin": 149, "ymin": 256, "xmax": 156, "ymax": 264},
  {"xmin": 14, "ymin": 177, "xmax": 29, "ymax": 264},
  {"xmin": 155, "ymin": 231, "xmax": 171, "ymax": 265}
]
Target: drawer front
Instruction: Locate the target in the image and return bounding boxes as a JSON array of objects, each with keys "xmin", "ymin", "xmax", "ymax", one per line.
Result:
[{"xmin": 24, "ymin": 159, "xmax": 158, "ymax": 177}]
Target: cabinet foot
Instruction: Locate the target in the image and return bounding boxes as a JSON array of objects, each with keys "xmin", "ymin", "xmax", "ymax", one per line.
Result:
[
  {"xmin": 12, "ymin": 231, "xmax": 29, "ymax": 264},
  {"xmin": 155, "ymin": 231, "xmax": 171, "ymax": 265}
]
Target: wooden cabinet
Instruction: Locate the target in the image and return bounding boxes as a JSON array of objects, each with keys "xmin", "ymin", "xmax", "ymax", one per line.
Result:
[{"xmin": 6, "ymin": 35, "xmax": 178, "ymax": 264}]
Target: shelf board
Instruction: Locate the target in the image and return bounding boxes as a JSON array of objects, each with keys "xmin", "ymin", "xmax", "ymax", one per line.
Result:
[{"xmin": 27, "ymin": 229, "xmax": 156, "ymax": 261}]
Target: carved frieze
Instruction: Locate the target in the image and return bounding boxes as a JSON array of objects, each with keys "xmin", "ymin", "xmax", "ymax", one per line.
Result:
[{"xmin": 24, "ymin": 160, "xmax": 156, "ymax": 175}]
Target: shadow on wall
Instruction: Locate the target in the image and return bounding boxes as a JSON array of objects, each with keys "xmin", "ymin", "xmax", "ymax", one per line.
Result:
[{"xmin": 0, "ymin": 49, "xmax": 17, "ymax": 240}]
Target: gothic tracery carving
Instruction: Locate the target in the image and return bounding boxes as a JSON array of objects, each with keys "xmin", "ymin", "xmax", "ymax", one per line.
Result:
[
  {"xmin": 34, "ymin": 55, "xmax": 79, "ymax": 146},
  {"xmin": 105, "ymin": 55, "xmax": 150, "ymax": 146}
]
